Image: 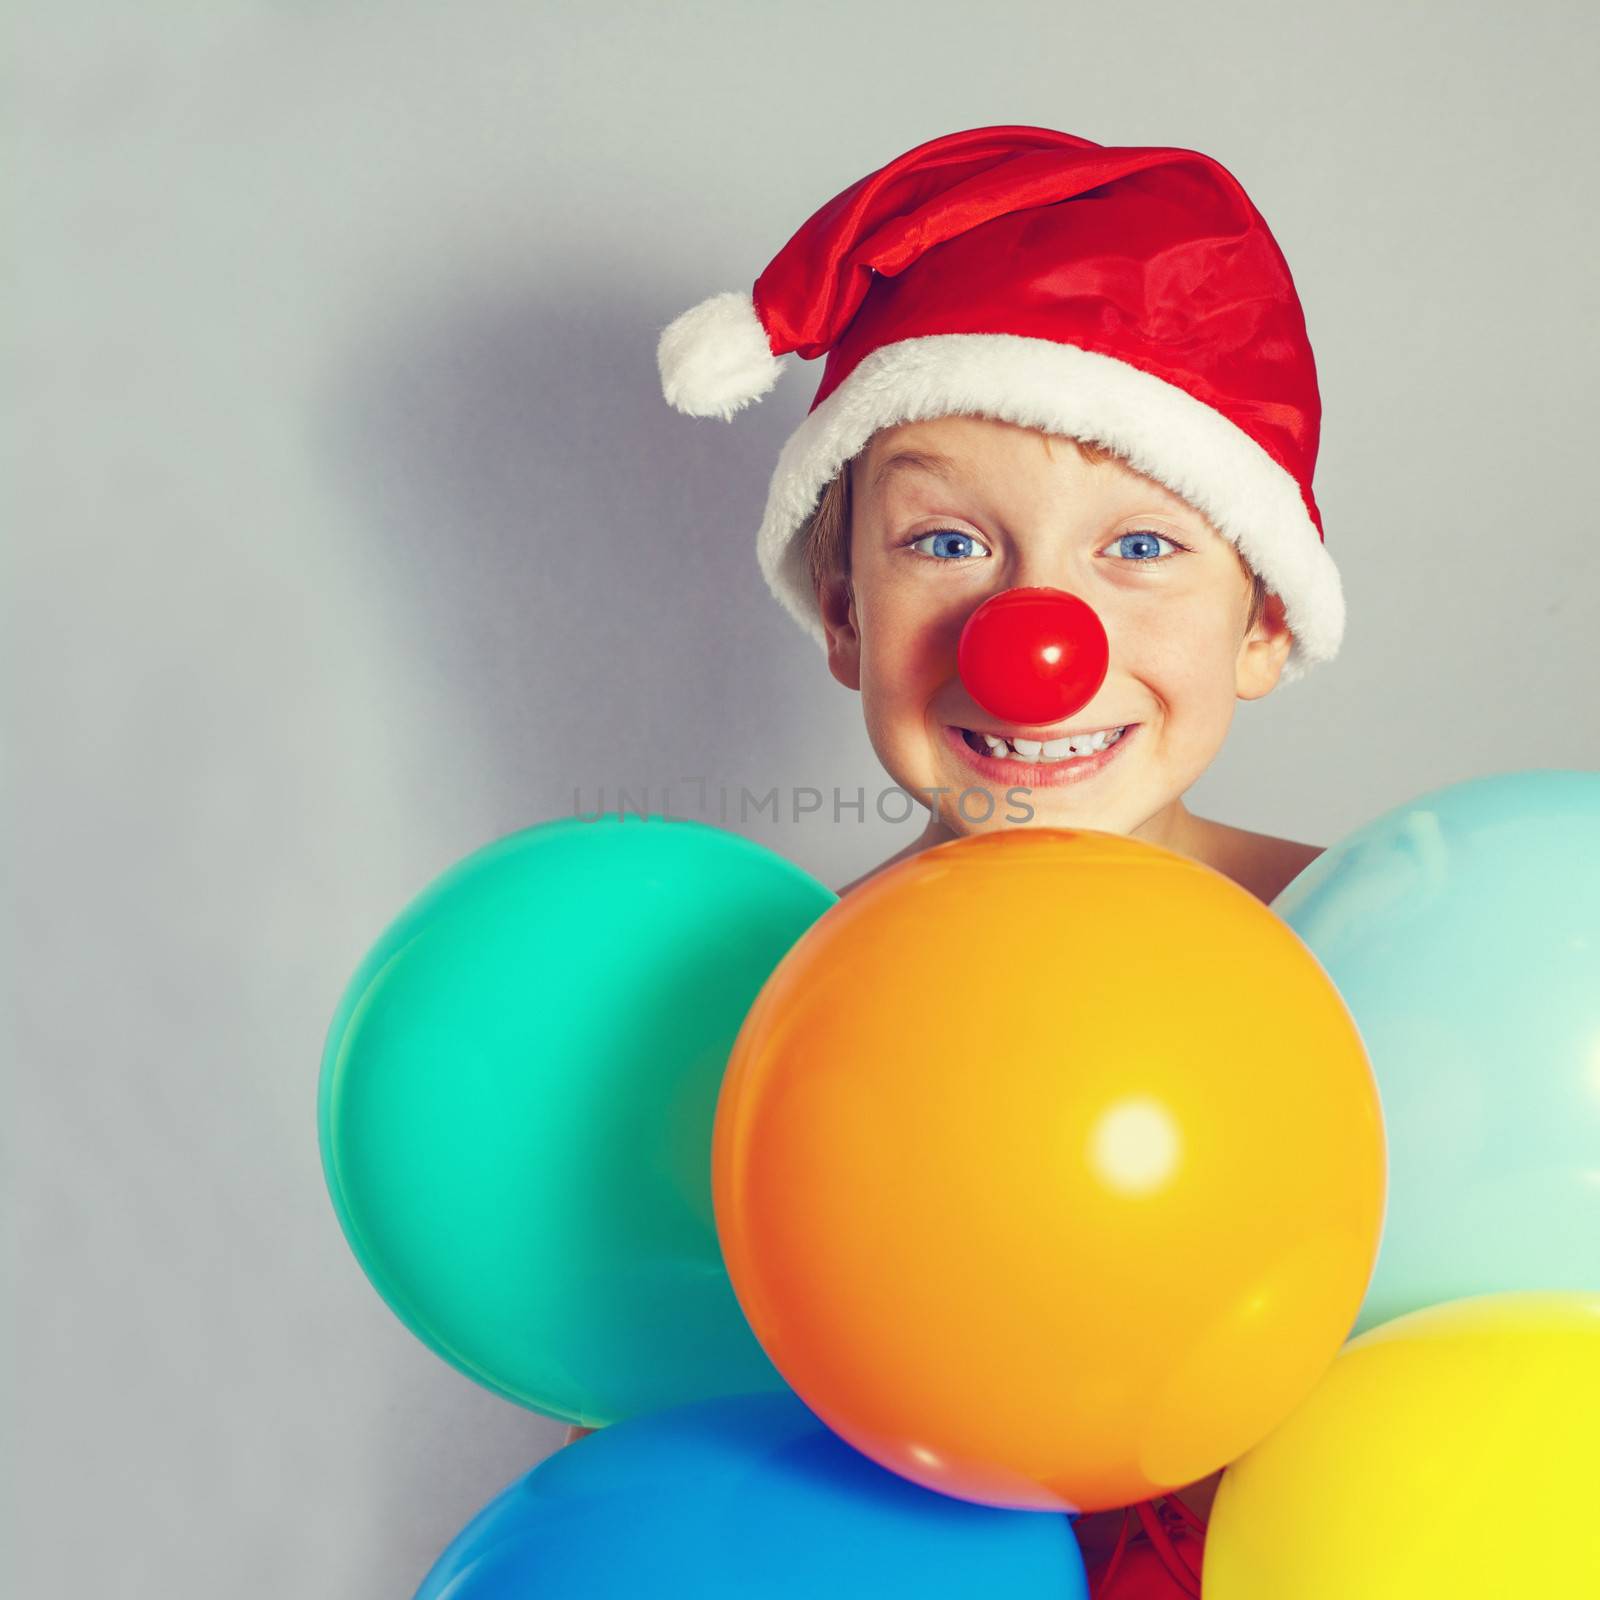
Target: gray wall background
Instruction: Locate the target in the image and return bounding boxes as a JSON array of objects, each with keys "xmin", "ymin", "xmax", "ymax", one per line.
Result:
[{"xmin": 11, "ymin": 2, "xmax": 1598, "ymax": 1595}]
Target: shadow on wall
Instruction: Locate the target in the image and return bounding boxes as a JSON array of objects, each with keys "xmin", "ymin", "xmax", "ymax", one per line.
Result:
[
  {"xmin": 306, "ymin": 263, "xmax": 844, "ymax": 1582},
  {"xmin": 311, "ymin": 265, "xmax": 823, "ymax": 833}
]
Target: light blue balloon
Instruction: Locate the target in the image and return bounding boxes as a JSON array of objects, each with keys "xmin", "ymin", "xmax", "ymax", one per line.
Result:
[
  {"xmin": 1273, "ymin": 770, "xmax": 1600, "ymax": 1335},
  {"xmin": 412, "ymin": 1391, "xmax": 1087, "ymax": 1599}
]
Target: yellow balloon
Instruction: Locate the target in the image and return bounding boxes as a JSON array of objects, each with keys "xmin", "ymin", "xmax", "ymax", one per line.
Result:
[{"xmin": 1205, "ymin": 1291, "xmax": 1600, "ymax": 1598}]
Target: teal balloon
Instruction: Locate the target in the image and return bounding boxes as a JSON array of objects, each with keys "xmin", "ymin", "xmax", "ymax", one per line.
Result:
[
  {"xmin": 1272, "ymin": 770, "xmax": 1600, "ymax": 1335},
  {"xmin": 318, "ymin": 814, "xmax": 836, "ymax": 1424},
  {"xmin": 412, "ymin": 1390, "xmax": 1087, "ymax": 1599}
]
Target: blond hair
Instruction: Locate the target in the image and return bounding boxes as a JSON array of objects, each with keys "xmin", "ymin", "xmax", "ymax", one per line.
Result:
[{"xmin": 803, "ymin": 434, "xmax": 1269, "ymax": 635}]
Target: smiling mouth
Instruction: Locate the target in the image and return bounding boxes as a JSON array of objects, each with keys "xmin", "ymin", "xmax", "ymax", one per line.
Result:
[
  {"xmin": 956, "ymin": 724, "xmax": 1131, "ymax": 762},
  {"xmin": 941, "ymin": 720, "xmax": 1139, "ymax": 785}
]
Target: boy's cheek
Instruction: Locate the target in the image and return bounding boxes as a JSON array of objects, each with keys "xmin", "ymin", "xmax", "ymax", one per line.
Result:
[{"xmin": 862, "ymin": 614, "xmax": 966, "ymax": 694}]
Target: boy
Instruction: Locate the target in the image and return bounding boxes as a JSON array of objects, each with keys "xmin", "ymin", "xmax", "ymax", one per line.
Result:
[
  {"xmin": 657, "ymin": 123, "xmax": 1341, "ymax": 912},
  {"xmin": 647, "ymin": 123, "xmax": 1342, "ymax": 1586}
]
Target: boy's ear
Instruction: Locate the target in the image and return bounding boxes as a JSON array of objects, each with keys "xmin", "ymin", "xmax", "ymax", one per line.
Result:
[
  {"xmin": 817, "ymin": 572, "xmax": 862, "ymax": 691},
  {"xmin": 1236, "ymin": 590, "xmax": 1294, "ymax": 701}
]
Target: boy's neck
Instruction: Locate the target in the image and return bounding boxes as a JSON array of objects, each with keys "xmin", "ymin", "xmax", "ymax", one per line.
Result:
[
  {"xmin": 901, "ymin": 797, "xmax": 1219, "ymax": 871},
  {"xmin": 842, "ymin": 799, "xmax": 1317, "ymax": 908}
]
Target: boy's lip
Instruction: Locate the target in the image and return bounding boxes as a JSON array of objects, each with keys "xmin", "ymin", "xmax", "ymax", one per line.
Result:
[
  {"xmin": 956, "ymin": 718, "xmax": 1131, "ymax": 741},
  {"xmin": 942, "ymin": 721, "xmax": 1139, "ymax": 787}
]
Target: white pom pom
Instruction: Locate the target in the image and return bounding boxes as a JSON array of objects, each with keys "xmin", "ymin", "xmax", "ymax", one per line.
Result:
[{"xmin": 657, "ymin": 290, "xmax": 788, "ymax": 420}]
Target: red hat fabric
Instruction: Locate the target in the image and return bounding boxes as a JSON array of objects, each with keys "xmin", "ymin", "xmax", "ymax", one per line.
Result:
[{"xmin": 657, "ymin": 124, "xmax": 1343, "ymax": 678}]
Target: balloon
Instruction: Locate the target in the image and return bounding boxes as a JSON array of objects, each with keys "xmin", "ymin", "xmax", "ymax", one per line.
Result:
[
  {"xmin": 957, "ymin": 587, "xmax": 1109, "ymax": 725},
  {"xmin": 713, "ymin": 827, "xmax": 1386, "ymax": 1513},
  {"xmin": 1204, "ymin": 1291, "xmax": 1600, "ymax": 1598},
  {"xmin": 412, "ymin": 1390, "xmax": 1088, "ymax": 1599},
  {"xmin": 319, "ymin": 814, "xmax": 835, "ymax": 1425},
  {"xmin": 1273, "ymin": 770, "xmax": 1600, "ymax": 1333}
]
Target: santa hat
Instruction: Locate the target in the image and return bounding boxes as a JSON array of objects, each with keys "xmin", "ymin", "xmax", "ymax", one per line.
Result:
[{"xmin": 656, "ymin": 124, "xmax": 1343, "ymax": 680}]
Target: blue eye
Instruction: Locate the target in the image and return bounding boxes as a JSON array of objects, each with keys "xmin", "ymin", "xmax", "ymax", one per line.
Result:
[
  {"xmin": 1104, "ymin": 530, "xmax": 1184, "ymax": 562},
  {"xmin": 908, "ymin": 529, "xmax": 991, "ymax": 561}
]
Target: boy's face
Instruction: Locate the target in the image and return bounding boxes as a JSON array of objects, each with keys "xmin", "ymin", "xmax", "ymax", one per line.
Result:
[{"xmin": 817, "ymin": 414, "xmax": 1294, "ymax": 837}]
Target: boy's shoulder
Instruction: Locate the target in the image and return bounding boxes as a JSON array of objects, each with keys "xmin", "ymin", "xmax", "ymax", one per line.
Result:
[
  {"xmin": 836, "ymin": 823, "xmax": 1322, "ymax": 904},
  {"xmin": 1190, "ymin": 818, "xmax": 1324, "ymax": 905}
]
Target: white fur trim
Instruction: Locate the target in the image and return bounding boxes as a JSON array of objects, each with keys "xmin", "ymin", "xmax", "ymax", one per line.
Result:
[
  {"xmin": 657, "ymin": 290, "xmax": 789, "ymax": 421},
  {"xmin": 756, "ymin": 333, "xmax": 1344, "ymax": 680}
]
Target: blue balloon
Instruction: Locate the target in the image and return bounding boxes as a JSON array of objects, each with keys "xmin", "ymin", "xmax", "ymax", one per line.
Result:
[
  {"xmin": 1273, "ymin": 770, "xmax": 1600, "ymax": 1334},
  {"xmin": 413, "ymin": 1391, "xmax": 1086, "ymax": 1598}
]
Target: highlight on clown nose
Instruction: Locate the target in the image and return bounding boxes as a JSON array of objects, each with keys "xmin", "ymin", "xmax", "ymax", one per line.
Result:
[{"xmin": 956, "ymin": 587, "xmax": 1110, "ymax": 726}]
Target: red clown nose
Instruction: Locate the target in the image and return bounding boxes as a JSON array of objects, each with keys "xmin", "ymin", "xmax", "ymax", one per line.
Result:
[{"xmin": 957, "ymin": 588, "xmax": 1110, "ymax": 726}]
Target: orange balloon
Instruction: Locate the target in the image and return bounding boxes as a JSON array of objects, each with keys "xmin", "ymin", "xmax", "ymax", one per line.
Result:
[{"xmin": 712, "ymin": 828, "xmax": 1385, "ymax": 1513}]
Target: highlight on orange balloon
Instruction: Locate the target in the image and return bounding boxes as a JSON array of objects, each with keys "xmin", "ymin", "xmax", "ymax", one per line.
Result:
[{"xmin": 711, "ymin": 828, "xmax": 1387, "ymax": 1514}]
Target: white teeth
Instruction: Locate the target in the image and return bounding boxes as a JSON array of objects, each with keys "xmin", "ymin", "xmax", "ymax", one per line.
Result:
[{"xmin": 968, "ymin": 726, "xmax": 1127, "ymax": 763}]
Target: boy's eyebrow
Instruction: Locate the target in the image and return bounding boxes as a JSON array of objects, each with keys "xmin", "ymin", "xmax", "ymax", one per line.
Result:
[{"xmin": 869, "ymin": 448, "xmax": 962, "ymax": 496}]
